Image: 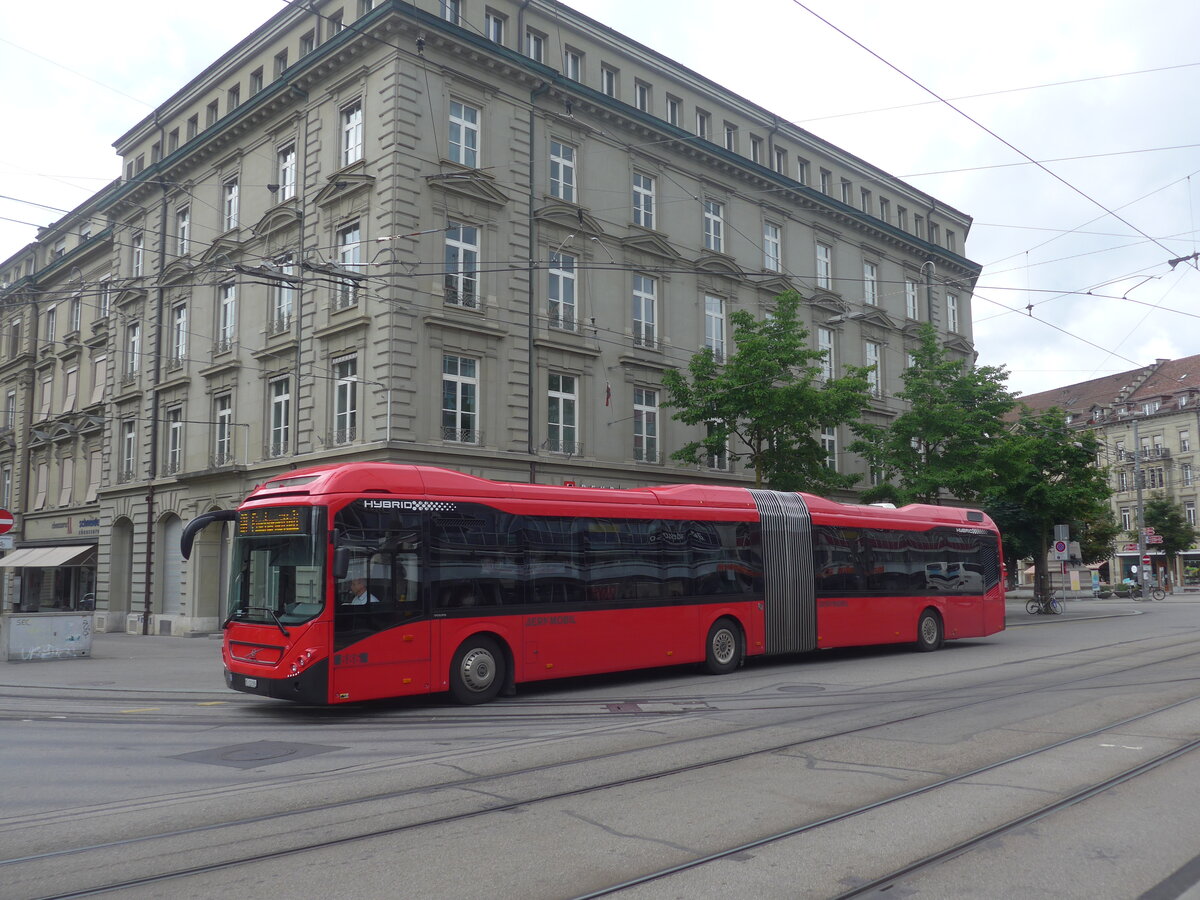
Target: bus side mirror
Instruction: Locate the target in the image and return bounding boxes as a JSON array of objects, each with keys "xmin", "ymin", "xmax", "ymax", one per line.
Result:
[{"xmin": 332, "ymin": 547, "xmax": 350, "ymax": 580}]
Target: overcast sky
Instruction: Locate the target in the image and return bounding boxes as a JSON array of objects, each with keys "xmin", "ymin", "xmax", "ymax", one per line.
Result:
[{"xmin": 2, "ymin": 0, "xmax": 1198, "ymax": 398}]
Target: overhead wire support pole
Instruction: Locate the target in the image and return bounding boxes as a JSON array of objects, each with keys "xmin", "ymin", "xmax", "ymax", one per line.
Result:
[{"xmin": 1133, "ymin": 417, "xmax": 1147, "ymax": 589}]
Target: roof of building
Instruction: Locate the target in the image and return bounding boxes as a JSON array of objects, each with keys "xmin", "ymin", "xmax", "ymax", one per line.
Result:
[{"xmin": 1016, "ymin": 353, "xmax": 1200, "ymax": 423}]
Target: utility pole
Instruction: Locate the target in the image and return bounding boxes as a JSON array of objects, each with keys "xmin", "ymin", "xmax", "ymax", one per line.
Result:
[{"xmin": 1133, "ymin": 418, "xmax": 1147, "ymax": 587}]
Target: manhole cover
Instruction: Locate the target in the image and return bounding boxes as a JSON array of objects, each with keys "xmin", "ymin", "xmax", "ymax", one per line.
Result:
[{"xmin": 173, "ymin": 740, "xmax": 344, "ymax": 769}]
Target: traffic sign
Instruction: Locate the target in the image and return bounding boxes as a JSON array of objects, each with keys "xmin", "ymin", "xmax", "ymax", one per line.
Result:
[
  {"xmin": 1142, "ymin": 555, "xmax": 1152, "ymax": 565},
  {"xmin": 1147, "ymin": 535, "xmax": 1164, "ymax": 544},
  {"xmin": 0, "ymin": 508, "xmax": 12, "ymax": 535}
]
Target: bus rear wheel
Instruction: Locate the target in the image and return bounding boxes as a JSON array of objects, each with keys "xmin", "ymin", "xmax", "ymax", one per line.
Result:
[
  {"xmin": 450, "ymin": 636, "xmax": 505, "ymax": 704},
  {"xmin": 704, "ymin": 618, "xmax": 742, "ymax": 675},
  {"xmin": 915, "ymin": 609, "xmax": 943, "ymax": 652}
]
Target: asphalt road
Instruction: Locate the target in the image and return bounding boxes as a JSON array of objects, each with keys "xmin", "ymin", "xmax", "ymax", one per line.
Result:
[{"xmin": 2, "ymin": 596, "xmax": 1198, "ymax": 899}]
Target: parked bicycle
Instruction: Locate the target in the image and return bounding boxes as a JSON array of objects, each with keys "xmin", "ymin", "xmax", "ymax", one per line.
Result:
[
  {"xmin": 1130, "ymin": 584, "xmax": 1166, "ymax": 601},
  {"xmin": 1026, "ymin": 592, "xmax": 1064, "ymax": 615}
]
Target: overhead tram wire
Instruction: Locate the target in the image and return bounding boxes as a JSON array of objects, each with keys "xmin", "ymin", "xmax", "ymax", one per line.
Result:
[{"xmin": 788, "ymin": 0, "xmax": 1181, "ymax": 262}]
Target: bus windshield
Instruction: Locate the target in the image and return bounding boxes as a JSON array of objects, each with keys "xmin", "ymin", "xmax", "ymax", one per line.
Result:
[{"xmin": 226, "ymin": 507, "xmax": 327, "ymax": 627}]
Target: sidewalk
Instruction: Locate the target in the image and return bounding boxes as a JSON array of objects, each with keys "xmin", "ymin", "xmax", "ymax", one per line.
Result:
[{"xmin": 0, "ymin": 631, "xmax": 228, "ymax": 696}]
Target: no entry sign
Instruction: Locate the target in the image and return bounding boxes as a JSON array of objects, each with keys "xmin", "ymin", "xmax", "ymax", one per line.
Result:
[{"xmin": 0, "ymin": 508, "xmax": 12, "ymax": 534}]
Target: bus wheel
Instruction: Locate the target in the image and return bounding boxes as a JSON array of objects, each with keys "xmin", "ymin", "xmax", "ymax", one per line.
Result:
[
  {"xmin": 704, "ymin": 618, "xmax": 742, "ymax": 675},
  {"xmin": 450, "ymin": 637, "xmax": 505, "ymax": 704},
  {"xmin": 915, "ymin": 610, "xmax": 943, "ymax": 652}
]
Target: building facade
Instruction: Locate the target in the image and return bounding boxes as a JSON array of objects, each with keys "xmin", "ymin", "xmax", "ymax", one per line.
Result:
[
  {"xmin": 0, "ymin": 0, "xmax": 981, "ymax": 634},
  {"xmin": 1019, "ymin": 354, "xmax": 1200, "ymax": 587}
]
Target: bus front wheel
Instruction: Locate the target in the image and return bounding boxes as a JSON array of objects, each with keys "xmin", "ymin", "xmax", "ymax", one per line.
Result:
[
  {"xmin": 449, "ymin": 636, "xmax": 506, "ymax": 704},
  {"xmin": 915, "ymin": 610, "xmax": 943, "ymax": 652},
  {"xmin": 704, "ymin": 618, "xmax": 742, "ymax": 675}
]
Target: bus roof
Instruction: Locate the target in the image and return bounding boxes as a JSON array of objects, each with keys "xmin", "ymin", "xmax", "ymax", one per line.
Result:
[{"xmin": 245, "ymin": 463, "xmax": 996, "ymax": 529}]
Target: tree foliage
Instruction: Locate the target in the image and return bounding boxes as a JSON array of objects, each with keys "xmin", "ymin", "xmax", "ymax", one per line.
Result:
[
  {"xmin": 1141, "ymin": 495, "xmax": 1197, "ymax": 566},
  {"xmin": 661, "ymin": 291, "xmax": 873, "ymax": 492},
  {"xmin": 982, "ymin": 407, "xmax": 1113, "ymax": 594},
  {"xmin": 853, "ymin": 323, "xmax": 1015, "ymax": 505}
]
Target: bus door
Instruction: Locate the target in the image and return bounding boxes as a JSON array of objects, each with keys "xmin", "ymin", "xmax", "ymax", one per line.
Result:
[{"xmin": 330, "ymin": 540, "xmax": 432, "ymax": 702}]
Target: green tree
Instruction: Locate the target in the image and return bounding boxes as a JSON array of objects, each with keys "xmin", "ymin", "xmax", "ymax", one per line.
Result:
[
  {"xmin": 982, "ymin": 407, "xmax": 1113, "ymax": 597},
  {"xmin": 1142, "ymin": 494, "xmax": 1197, "ymax": 581},
  {"xmin": 854, "ymin": 323, "xmax": 1015, "ymax": 505},
  {"xmin": 661, "ymin": 291, "xmax": 873, "ymax": 491}
]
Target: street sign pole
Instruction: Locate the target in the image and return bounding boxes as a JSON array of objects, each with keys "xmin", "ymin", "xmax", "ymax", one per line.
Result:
[{"xmin": 1133, "ymin": 419, "xmax": 1147, "ymax": 585}]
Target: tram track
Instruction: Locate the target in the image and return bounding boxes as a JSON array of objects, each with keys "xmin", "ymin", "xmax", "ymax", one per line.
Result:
[{"xmin": 5, "ymin": 637, "xmax": 1198, "ymax": 899}]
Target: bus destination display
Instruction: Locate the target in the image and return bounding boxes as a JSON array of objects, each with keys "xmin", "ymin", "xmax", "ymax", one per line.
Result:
[{"xmin": 238, "ymin": 506, "xmax": 308, "ymax": 536}]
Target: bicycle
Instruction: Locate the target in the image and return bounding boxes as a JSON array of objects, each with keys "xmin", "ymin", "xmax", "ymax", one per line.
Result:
[
  {"xmin": 1026, "ymin": 592, "xmax": 1064, "ymax": 615},
  {"xmin": 1130, "ymin": 584, "xmax": 1166, "ymax": 601}
]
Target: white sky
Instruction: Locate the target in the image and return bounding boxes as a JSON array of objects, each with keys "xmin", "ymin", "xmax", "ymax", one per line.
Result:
[{"xmin": 2, "ymin": 0, "xmax": 1198, "ymax": 398}]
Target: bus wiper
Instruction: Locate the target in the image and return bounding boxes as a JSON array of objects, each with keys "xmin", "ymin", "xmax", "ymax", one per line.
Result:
[{"xmin": 231, "ymin": 606, "xmax": 291, "ymax": 637}]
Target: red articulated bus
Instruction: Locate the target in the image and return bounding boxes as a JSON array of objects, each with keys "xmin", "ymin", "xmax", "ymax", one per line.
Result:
[{"xmin": 181, "ymin": 463, "xmax": 1006, "ymax": 705}]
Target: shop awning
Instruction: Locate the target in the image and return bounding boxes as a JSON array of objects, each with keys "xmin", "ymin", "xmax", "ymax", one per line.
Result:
[{"xmin": 0, "ymin": 545, "xmax": 95, "ymax": 567}]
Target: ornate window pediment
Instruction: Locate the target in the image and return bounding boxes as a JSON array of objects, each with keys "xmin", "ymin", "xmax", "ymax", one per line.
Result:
[
  {"xmin": 253, "ymin": 201, "xmax": 303, "ymax": 238},
  {"xmin": 808, "ymin": 294, "xmax": 846, "ymax": 316},
  {"xmin": 426, "ymin": 169, "xmax": 510, "ymax": 208},
  {"xmin": 313, "ymin": 167, "xmax": 375, "ymax": 208},
  {"xmin": 620, "ymin": 232, "xmax": 679, "ymax": 261},
  {"xmin": 856, "ymin": 308, "xmax": 897, "ymax": 330},
  {"xmin": 754, "ymin": 275, "xmax": 795, "ymax": 296},
  {"xmin": 160, "ymin": 260, "xmax": 194, "ymax": 286},
  {"xmin": 693, "ymin": 253, "xmax": 744, "ymax": 279},
  {"xmin": 534, "ymin": 203, "xmax": 604, "ymax": 234},
  {"xmin": 197, "ymin": 237, "xmax": 244, "ymax": 270}
]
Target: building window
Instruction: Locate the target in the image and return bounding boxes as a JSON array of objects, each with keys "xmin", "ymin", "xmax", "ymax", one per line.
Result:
[
  {"xmin": 206, "ymin": 99, "xmax": 219, "ymax": 126},
  {"xmin": 905, "ymin": 278, "xmax": 919, "ymax": 319},
  {"xmin": 274, "ymin": 49, "xmax": 288, "ymax": 78},
  {"xmin": 724, "ymin": 122, "xmax": 737, "ymax": 152},
  {"xmin": 486, "ymin": 10, "xmax": 506, "ymax": 44},
  {"xmin": 442, "ymin": 354, "xmax": 478, "ymax": 443},
  {"xmin": 635, "ymin": 81, "xmax": 650, "ymax": 112},
  {"xmin": 749, "ymin": 135, "xmax": 763, "ymax": 165},
  {"xmin": 819, "ymin": 169, "xmax": 832, "ymax": 194},
  {"xmin": 441, "ymin": 0, "xmax": 461, "ymax": 24},
  {"xmin": 341, "ymin": 100, "xmax": 363, "ymax": 166},
  {"xmin": 879, "ymin": 196, "xmax": 890, "ymax": 222},
  {"xmin": 929, "ymin": 222, "xmax": 941, "ymax": 246},
  {"xmin": 763, "ymin": 222, "xmax": 781, "ymax": 272},
  {"xmin": 277, "ymin": 143, "xmax": 297, "ymax": 200},
  {"xmin": 706, "ymin": 423, "xmax": 729, "ymax": 471},
  {"xmin": 946, "ymin": 230, "xmax": 957, "ymax": 253},
  {"xmin": 897, "ymin": 206, "xmax": 908, "ymax": 231},
  {"xmin": 214, "ymin": 394, "xmax": 233, "ymax": 465},
  {"xmin": 863, "ymin": 261, "xmax": 878, "ymax": 305},
  {"xmin": 601, "ymin": 65, "xmax": 617, "ymax": 98},
  {"xmin": 665, "ymin": 95, "xmax": 680, "ymax": 127},
  {"xmin": 271, "ymin": 255, "xmax": 296, "ymax": 333},
  {"xmin": 1187, "ymin": 501, "xmax": 1196, "ymax": 526},
  {"xmin": 633, "ymin": 388, "xmax": 658, "ymax": 462},
  {"xmin": 120, "ymin": 421, "xmax": 136, "ymax": 482},
  {"xmin": 4, "ymin": 390, "xmax": 15, "ymax": 429},
  {"xmin": 335, "ymin": 222, "xmax": 362, "ymax": 309},
  {"xmin": 216, "ymin": 283, "xmax": 236, "ymax": 351},
  {"xmin": 0, "ymin": 465, "xmax": 10, "ymax": 510},
  {"xmin": 703, "ymin": 199, "xmax": 724, "ymax": 252},
  {"xmin": 815, "ymin": 242, "xmax": 832, "ymax": 290},
  {"xmin": 449, "ymin": 100, "xmax": 480, "ymax": 167},
  {"xmin": 269, "ymin": 377, "xmax": 291, "ymax": 457},
  {"xmin": 444, "ymin": 222, "xmax": 480, "ymax": 308},
  {"xmin": 821, "ymin": 427, "xmax": 838, "ymax": 470},
  {"xmin": 63, "ymin": 367, "xmax": 78, "ymax": 412},
  {"xmin": 125, "ymin": 323, "xmax": 141, "ymax": 376},
  {"xmin": 39, "ymin": 375, "xmax": 53, "ymax": 418},
  {"xmin": 1118, "ymin": 470, "xmax": 1129, "ymax": 491},
  {"xmin": 914, "ymin": 214, "xmax": 925, "ymax": 239},
  {"xmin": 773, "ymin": 145, "xmax": 786, "ymax": 174},
  {"xmin": 91, "ymin": 356, "xmax": 106, "ymax": 405},
  {"xmin": 549, "ymin": 140, "xmax": 576, "ymax": 202},
  {"xmin": 695, "ymin": 109, "xmax": 711, "ymax": 141},
  {"xmin": 222, "ymin": 176, "xmax": 239, "ymax": 231},
  {"xmin": 860, "ymin": 188, "xmax": 872, "ymax": 213},
  {"xmin": 548, "ymin": 251, "xmax": 577, "ymax": 330},
  {"xmin": 865, "ymin": 340, "xmax": 882, "ymax": 397},
  {"xmin": 632, "ymin": 172, "xmax": 655, "ymax": 229},
  {"xmin": 525, "ymin": 29, "xmax": 545, "ymax": 62},
  {"xmin": 1180, "ymin": 430, "xmax": 1191, "ymax": 452},
  {"xmin": 186, "ymin": 115, "xmax": 199, "ymax": 139},
  {"xmin": 947, "ymin": 293, "xmax": 959, "ymax": 333},
  {"xmin": 165, "ymin": 408, "xmax": 183, "ymax": 475},
  {"xmin": 168, "ymin": 128, "xmax": 180, "ymax": 152},
  {"xmin": 98, "ymin": 279, "xmax": 111, "ymax": 318},
  {"xmin": 1183, "ymin": 463, "xmax": 1194, "ymax": 487},
  {"xmin": 250, "ymin": 68, "xmax": 264, "ymax": 95},
  {"xmin": 840, "ymin": 179, "xmax": 852, "ymax": 204},
  {"xmin": 8, "ymin": 318, "xmax": 20, "ymax": 356},
  {"xmin": 132, "ymin": 232, "xmax": 144, "ymax": 276},
  {"xmin": 547, "ymin": 373, "xmax": 577, "ymax": 454},
  {"xmin": 704, "ymin": 295, "xmax": 726, "ymax": 363},
  {"xmin": 563, "ymin": 48, "xmax": 582, "ymax": 80},
  {"xmin": 333, "ymin": 355, "xmax": 358, "ymax": 444},
  {"xmin": 796, "ymin": 158, "xmax": 810, "ymax": 185},
  {"xmin": 176, "ymin": 205, "xmax": 190, "ymax": 256},
  {"xmin": 632, "ymin": 274, "xmax": 656, "ymax": 348},
  {"xmin": 1120, "ymin": 508, "xmax": 1132, "ymax": 531},
  {"xmin": 228, "ymin": 84, "xmax": 241, "ymax": 110},
  {"xmin": 169, "ymin": 303, "xmax": 187, "ymax": 366},
  {"xmin": 44, "ymin": 305, "xmax": 56, "ymax": 346}
]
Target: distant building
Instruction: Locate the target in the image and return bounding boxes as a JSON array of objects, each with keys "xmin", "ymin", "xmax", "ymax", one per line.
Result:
[
  {"xmin": 1019, "ymin": 354, "xmax": 1200, "ymax": 587},
  {"xmin": 0, "ymin": 0, "xmax": 980, "ymax": 634}
]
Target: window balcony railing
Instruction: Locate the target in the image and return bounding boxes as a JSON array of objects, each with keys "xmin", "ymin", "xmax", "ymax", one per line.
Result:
[
  {"xmin": 210, "ymin": 448, "xmax": 236, "ymax": 468},
  {"xmin": 442, "ymin": 426, "xmax": 480, "ymax": 444},
  {"xmin": 268, "ymin": 313, "xmax": 292, "ymax": 335},
  {"xmin": 444, "ymin": 285, "xmax": 479, "ymax": 309},
  {"xmin": 544, "ymin": 438, "xmax": 582, "ymax": 456},
  {"xmin": 265, "ymin": 439, "xmax": 290, "ymax": 458},
  {"xmin": 634, "ymin": 445, "xmax": 658, "ymax": 463},
  {"xmin": 548, "ymin": 309, "xmax": 577, "ymax": 331},
  {"xmin": 329, "ymin": 426, "xmax": 357, "ymax": 446},
  {"xmin": 331, "ymin": 283, "xmax": 358, "ymax": 311},
  {"xmin": 632, "ymin": 332, "xmax": 656, "ymax": 349}
]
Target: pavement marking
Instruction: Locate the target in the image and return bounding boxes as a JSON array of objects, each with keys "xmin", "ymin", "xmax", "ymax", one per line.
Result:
[
  {"xmin": 120, "ymin": 707, "xmax": 160, "ymax": 713},
  {"xmin": 196, "ymin": 701, "xmax": 226, "ymax": 706}
]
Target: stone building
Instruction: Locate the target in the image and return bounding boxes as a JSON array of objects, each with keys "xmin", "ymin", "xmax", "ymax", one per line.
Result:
[
  {"xmin": 0, "ymin": 0, "xmax": 981, "ymax": 634},
  {"xmin": 1018, "ymin": 354, "xmax": 1200, "ymax": 587}
]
